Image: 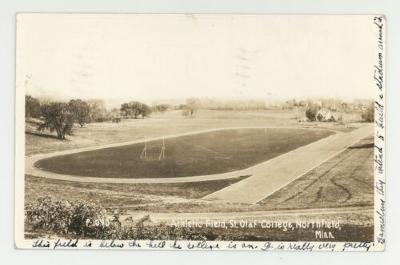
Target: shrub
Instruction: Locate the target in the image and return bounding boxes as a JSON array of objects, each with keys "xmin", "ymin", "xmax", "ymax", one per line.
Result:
[
  {"xmin": 25, "ymin": 197, "xmax": 119, "ymax": 238},
  {"xmin": 305, "ymin": 105, "xmax": 320, "ymax": 121},
  {"xmin": 361, "ymin": 105, "xmax": 374, "ymax": 122},
  {"xmin": 112, "ymin": 117, "xmax": 121, "ymax": 123},
  {"xmin": 181, "ymin": 109, "xmax": 190, "ymax": 117},
  {"xmin": 26, "ymin": 197, "xmax": 299, "ymax": 241},
  {"xmin": 316, "ymin": 112, "xmax": 324, "ymax": 122},
  {"xmin": 25, "ymin": 197, "xmax": 215, "ymax": 240}
]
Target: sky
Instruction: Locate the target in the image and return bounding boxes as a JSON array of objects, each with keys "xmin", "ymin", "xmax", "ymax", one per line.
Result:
[{"xmin": 16, "ymin": 14, "xmax": 377, "ymax": 107}]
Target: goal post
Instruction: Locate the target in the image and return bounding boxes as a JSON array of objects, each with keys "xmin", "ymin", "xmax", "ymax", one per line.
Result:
[
  {"xmin": 158, "ymin": 137, "xmax": 165, "ymax": 160},
  {"xmin": 140, "ymin": 140, "xmax": 147, "ymax": 159}
]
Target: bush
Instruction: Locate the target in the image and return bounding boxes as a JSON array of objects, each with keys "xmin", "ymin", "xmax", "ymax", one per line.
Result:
[
  {"xmin": 111, "ymin": 117, "xmax": 121, "ymax": 123},
  {"xmin": 25, "ymin": 197, "xmax": 119, "ymax": 238},
  {"xmin": 361, "ymin": 105, "xmax": 374, "ymax": 122},
  {"xmin": 181, "ymin": 109, "xmax": 190, "ymax": 117},
  {"xmin": 24, "ymin": 197, "xmax": 216, "ymax": 240},
  {"xmin": 305, "ymin": 105, "xmax": 320, "ymax": 121},
  {"xmin": 26, "ymin": 197, "xmax": 304, "ymax": 241},
  {"xmin": 316, "ymin": 113, "xmax": 324, "ymax": 122}
]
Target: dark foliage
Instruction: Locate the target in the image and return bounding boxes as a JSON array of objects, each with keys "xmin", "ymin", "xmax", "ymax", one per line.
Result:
[
  {"xmin": 305, "ymin": 105, "xmax": 320, "ymax": 121},
  {"xmin": 361, "ymin": 104, "xmax": 374, "ymax": 122},
  {"xmin": 25, "ymin": 95, "xmax": 41, "ymax": 118},
  {"xmin": 120, "ymin": 101, "xmax": 152, "ymax": 119},
  {"xmin": 37, "ymin": 102, "xmax": 74, "ymax": 140},
  {"xmin": 68, "ymin": 99, "xmax": 91, "ymax": 127}
]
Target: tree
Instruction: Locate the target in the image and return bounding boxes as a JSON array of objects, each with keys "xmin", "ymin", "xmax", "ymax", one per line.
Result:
[
  {"xmin": 298, "ymin": 100, "xmax": 307, "ymax": 107},
  {"xmin": 185, "ymin": 98, "xmax": 201, "ymax": 117},
  {"xmin": 140, "ymin": 104, "xmax": 152, "ymax": 118},
  {"xmin": 175, "ymin": 104, "xmax": 187, "ymax": 110},
  {"xmin": 341, "ymin": 102, "xmax": 349, "ymax": 112},
  {"xmin": 109, "ymin": 108, "xmax": 121, "ymax": 123},
  {"xmin": 37, "ymin": 102, "xmax": 74, "ymax": 140},
  {"xmin": 361, "ymin": 103, "xmax": 374, "ymax": 122},
  {"xmin": 25, "ymin": 95, "xmax": 41, "ymax": 118},
  {"xmin": 121, "ymin": 102, "xmax": 139, "ymax": 118},
  {"xmin": 68, "ymin": 99, "xmax": 90, "ymax": 127},
  {"xmin": 305, "ymin": 104, "xmax": 320, "ymax": 121},
  {"xmin": 120, "ymin": 101, "xmax": 151, "ymax": 119},
  {"xmin": 87, "ymin": 99, "xmax": 108, "ymax": 122},
  {"xmin": 152, "ymin": 104, "xmax": 170, "ymax": 113}
]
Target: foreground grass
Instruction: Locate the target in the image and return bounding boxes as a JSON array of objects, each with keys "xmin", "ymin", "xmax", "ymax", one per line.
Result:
[
  {"xmin": 25, "ymin": 174, "xmax": 250, "ymax": 210},
  {"xmin": 258, "ymin": 136, "xmax": 374, "ymax": 210},
  {"xmin": 25, "ymin": 196, "xmax": 373, "ymax": 242},
  {"xmin": 26, "ymin": 223, "xmax": 373, "ymax": 242}
]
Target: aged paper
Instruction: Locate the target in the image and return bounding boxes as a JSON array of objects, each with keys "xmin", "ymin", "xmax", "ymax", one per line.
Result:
[{"xmin": 15, "ymin": 14, "xmax": 385, "ymax": 251}]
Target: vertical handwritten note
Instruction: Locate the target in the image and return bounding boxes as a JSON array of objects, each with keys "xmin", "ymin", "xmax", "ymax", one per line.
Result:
[{"xmin": 373, "ymin": 16, "xmax": 385, "ymax": 248}]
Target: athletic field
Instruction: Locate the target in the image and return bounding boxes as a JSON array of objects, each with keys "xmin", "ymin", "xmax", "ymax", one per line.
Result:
[{"xmin": 34, "ymin": 128, "xmax": 333, "ymax": 179}]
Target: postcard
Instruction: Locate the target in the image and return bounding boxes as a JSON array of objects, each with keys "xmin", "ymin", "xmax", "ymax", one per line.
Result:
[{"xmin": 15, "ymin": 14, "xmax": 385, "ymax": 251}]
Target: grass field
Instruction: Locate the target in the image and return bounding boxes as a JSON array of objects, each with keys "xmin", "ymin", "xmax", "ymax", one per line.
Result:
[
  {"xmin": 258, "ymin": 136, "xmax": 374, "ymax": 210},
  {"xmin": 34, "ymin": 128, "xmax": 333, "ymax": 179},
  {"xmin": 25, "ymin": 174, "xmax": 250, "ymax": 209},
  {"xmin": 24, "ymin": 109, "xmax": 373, "ymax": 241},
  {"xmin": 25, "ymin": 109, "xmax": 370, "ymax": 212},
  {"xmin": 25, "ymin": 109, "xmax": 357, "ymax": 156},
  {"xmin": 25, "ymin": 136, "xmax": 374, "ymax": 213}
]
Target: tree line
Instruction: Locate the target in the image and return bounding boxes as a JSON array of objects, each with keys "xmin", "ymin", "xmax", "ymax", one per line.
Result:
[
  {"xmin": 304, "ymin": 101, "xmax": 374, "ymax": 122},
  {"xmin": 25, "ymin": 95, "xmax": 169, "ymax": 140},
  {"xmin": 26, "ymin": 95, "xmax": 375, "ymax": 140}
]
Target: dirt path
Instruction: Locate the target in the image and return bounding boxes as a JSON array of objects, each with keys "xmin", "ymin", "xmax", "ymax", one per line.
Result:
[
  {"xmin": 203, "ymin": 125, "xmax": 373, "ymax": 204},
  {"xmin": 25, "ymin": 126, "xmax": 334, "ymax": 184}
]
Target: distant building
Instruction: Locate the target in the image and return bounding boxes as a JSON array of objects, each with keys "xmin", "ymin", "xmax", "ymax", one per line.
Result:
[{"xmin": 316, "ymin": 108, "xmax": 342, "ymax": 122}]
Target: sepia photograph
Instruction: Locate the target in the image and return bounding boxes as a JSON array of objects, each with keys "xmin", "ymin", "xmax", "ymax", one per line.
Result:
[{"xmin": 14, "ymin": 14, "xmax": 385, "ymax": 251}]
